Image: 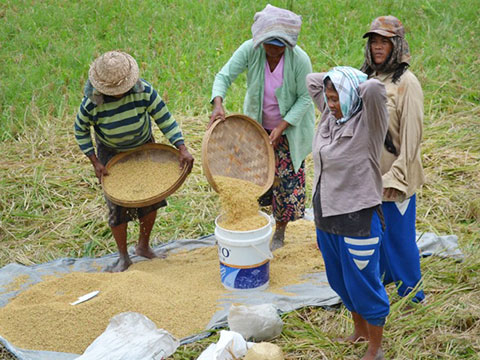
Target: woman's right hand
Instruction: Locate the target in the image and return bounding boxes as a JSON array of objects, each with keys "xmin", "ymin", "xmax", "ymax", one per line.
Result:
[
  {"xmin": 208, "ymin": 97, "xmax": 225, "ymax": 129},
  {"xmin": 383, "ymin": 187, "xmax": 402, "ymax": 201},
  {"xmin": 93, "ymin": 162, "xmax": 109, "ymax": 184},
  {"xmin": 88, "ymin": 153, "xmax": 109, "ymax": 184}
]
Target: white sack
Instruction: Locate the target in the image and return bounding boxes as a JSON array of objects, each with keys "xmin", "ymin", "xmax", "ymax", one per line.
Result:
[
  {"xmin": 244, "ymin": 342, "xmax": 284, "ymax": 360},
  {"xmin": 227, "ymin": 303, "xmax": 283, "ymax": 341},
  {"xmin": 76, "ymin": 312, "xmax": 179, "ymax": 360},
  {"xmin": 197, "ymin": 330, "xmax": 251, "ymax": 360}
]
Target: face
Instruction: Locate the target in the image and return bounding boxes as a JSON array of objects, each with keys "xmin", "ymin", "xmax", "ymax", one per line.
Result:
[
  {"xmin": 325, "ymin": 87, "xmax": 343, "ymax": 120},
  {"xmin": 263, "ymin": 43, "xmax": 286, "ymax": 59},
  {"xmin": 369, "ymin": 33, "xmax": 393, "ymax": 65}
]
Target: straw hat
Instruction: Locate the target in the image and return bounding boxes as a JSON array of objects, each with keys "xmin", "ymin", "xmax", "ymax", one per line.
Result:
[{"xmin": 88, "ymin": 51, "xmax": 139, "ymax": 96}]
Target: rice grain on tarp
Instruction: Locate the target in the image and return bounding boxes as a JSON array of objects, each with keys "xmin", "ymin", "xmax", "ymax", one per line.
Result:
[{"xmin": 0, "ymin": 220, "xmax": 323, "ymax": 354}]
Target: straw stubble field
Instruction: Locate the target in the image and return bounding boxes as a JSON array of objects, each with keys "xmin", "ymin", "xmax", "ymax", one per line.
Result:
[{"xmin": 1, "ymin": 0, "xmax": 479, "ymax": 359}]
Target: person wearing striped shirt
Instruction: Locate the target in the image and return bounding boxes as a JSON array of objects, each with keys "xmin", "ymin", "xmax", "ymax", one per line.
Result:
[{"xmin": 74, "ymin": 51, "xmax": 194, "ymax": 272}]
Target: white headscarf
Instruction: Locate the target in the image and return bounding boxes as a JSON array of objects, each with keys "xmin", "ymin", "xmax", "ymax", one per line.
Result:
[
  {"xmin": 324, "ymin": 66, "xmax": 368, "ymax": 125},
  {"xmin": 251, "ymin": 4, "xmax": 302, "ymax": 49}
]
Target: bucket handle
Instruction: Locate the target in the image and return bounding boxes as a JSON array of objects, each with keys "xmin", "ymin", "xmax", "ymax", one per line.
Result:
[{"xmin": 251, "ymin": 244, "xmax": 274, "ymax": 261}]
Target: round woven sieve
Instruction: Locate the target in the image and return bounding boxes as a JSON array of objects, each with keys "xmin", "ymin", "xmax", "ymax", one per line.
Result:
[
  {"xmin": 202, "ymin": 114, "xmax": 275, "ymax": 195},
  {"xmin": 101, "ymin": 143, "xmax": 189, "ymax": 207}
]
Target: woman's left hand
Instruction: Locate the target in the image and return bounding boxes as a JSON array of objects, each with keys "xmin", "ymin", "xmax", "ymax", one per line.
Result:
[
  {"xmin": 177, "ymin": 144, "xmax": 194, "ymax": 175},
  {"xmin": 269, "ymin": 121, "xmax": 290, "ymax": 147}
]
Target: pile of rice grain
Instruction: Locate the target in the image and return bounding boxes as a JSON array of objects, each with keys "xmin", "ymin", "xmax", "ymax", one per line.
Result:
[
  {"xmin": 214, "ymin": 176, "xmax": 268, "ymax": 231},
  {"xmin": 0, "ymin": 247, "xmax": 222, "ymax": 354},
  {"xmin": 103, "ymin": 159, "xmax": 180, "ymax": 201},
  {"xmin": 0, "ymin": 220, "xmax": 324, "ymax": 354}
]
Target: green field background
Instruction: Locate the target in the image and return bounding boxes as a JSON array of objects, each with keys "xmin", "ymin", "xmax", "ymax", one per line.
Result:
[
  {"xmin": 0, "ymin": 1, "xmax": 479, "ymax": 358},
  {"xmin": 1, "ymin": 0, "xmax": 478, "ymax": 136}
]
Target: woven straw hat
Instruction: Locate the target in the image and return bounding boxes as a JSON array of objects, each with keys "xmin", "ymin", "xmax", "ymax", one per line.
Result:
[{"xmin": 88, "ymin": 51, "xmax": 139, "ymax": 96}]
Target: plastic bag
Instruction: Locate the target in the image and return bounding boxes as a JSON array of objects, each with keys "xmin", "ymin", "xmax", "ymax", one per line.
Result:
[
  {"xmin": 227, "ymin": 304, "xmax": 283, "ymax": 341},
  {"xmin": 244, "ymin": 342, "xmax": 284, "ymax": 360},
  {"xmin": 196, "ymin": 330, "xmax": 252, "ymax": 360},
  {"xmin": 76, "ymin": 312, "xmax": 179, "ymax": 360}
]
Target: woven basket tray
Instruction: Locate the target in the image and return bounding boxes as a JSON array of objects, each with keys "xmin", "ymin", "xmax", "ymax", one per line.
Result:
[
  {"xmin": 202, "ymin": 114, "xmax": 275, "ymax": 194},
  {"xmin": 101, "ymin": 143, "xmax": 189, "ymax": 208}
]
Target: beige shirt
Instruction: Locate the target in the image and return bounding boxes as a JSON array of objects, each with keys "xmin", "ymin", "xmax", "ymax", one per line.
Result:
[
  {"xmin": 307, "ymin": 73, "xmax": 388, "ymax": 217},
  {"xmin": 372, "ymin": 70, "xmax": 425, "ymax": 201}
]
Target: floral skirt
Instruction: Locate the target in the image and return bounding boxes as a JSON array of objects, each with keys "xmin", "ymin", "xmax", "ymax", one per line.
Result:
[{"xmin": 271, "ymin": 135, "xmax": 306, "ymax": 222}]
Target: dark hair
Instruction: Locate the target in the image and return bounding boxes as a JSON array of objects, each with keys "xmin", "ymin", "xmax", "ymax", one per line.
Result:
[
  {"xmin": 324, "ymin": 77, "xmax": 337, "ymax": 91},
  {"xmin": 391, "ymin": 63, "xmax": 410, "ymax": 84},
  {"xmin": 384, "ymin": 130, "xmax": 398, "ymax": 156},
  {"xmin": 362, "ymin": 62, "xmax": 409, "ymax": 85}
]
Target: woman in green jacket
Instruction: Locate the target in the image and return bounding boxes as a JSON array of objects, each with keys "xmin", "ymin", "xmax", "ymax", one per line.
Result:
[{"xmin": 208, "ymin": 5, "xmax": 315, "ymax": 250}]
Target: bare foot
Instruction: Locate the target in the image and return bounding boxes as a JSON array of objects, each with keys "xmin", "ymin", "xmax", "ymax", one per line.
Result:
[
  {"xmin": 270, "ymin": 237, "xmax": 284, "ymax": 251},
  {"xmin": 361, "ymin": 348, "xmax": 385, "ymax": 360},
  {"xmin": 106, "ymin": 255, "xmax": 132, "ymax": 272},
  {"xmin": 336, "ymin": 333, "xmax": 368, "ymax": 343},
  {"xmin": 270, "ymin": 227, "xmax": 285, "ymax": 251},
  {"xmin": 135, "ymin": 245, "xmax": 163, "ymax": 259}
]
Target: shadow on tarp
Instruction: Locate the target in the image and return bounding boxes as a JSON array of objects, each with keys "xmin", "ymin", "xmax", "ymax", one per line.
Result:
[
  {"xmin": 0, "ymin": 234, "xmax": 341, "ymax": 360},
  {"xmin": 0, "ymin": 229, "xmax": 463, "ymax": 360}
]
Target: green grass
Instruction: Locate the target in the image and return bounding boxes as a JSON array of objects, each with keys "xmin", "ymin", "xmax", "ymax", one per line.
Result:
[{"xmin": 1, "ymin": 0, "xmax": 480, "ymax": 358}]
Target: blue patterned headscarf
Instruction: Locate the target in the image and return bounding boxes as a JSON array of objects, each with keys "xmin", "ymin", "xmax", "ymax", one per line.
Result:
[{"xmin": 324, "ymin": 66, "xmax": 368, "ymax": 125}]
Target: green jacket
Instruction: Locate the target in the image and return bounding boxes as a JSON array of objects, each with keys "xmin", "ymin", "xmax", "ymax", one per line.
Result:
[{"xmin": 211, "ymin": 39, "xmax": 315, "ymax": 172}]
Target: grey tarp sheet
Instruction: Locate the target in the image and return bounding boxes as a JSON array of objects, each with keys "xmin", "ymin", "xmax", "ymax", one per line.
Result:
[{"xmin": 0, "ymin": 229, "xmax": 462, "ymax": 360}]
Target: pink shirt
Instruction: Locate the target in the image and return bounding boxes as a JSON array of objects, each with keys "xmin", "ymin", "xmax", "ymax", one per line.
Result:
[{"xmin": 262, "ymin": 55, "xmax": 284, "ymax": 130}]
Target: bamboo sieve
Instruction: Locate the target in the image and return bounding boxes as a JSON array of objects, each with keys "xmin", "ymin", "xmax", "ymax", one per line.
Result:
[
  {"xmin": 202, "ymin": 114, "xmax": 275, "ymax": 195},
  {"xmin": 101, "ymin": 143, "xmax": 189, "ymax": 207}
]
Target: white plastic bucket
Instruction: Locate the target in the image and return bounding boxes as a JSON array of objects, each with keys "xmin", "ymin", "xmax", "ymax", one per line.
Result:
[{"xmin": 215, "ymin": 211, "xmax": 273, "ymax": 290}]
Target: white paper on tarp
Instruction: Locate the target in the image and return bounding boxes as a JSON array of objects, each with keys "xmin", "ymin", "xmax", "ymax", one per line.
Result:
[
  {"xmin": 416, "ymin": 232, "xmax": 464, "ymax": 260},
  {"xmin": 76, "ymin": 312, "xmax": 179, "ymax": 360},
  {"xmin": 0, "ymin": 226, "xmax": 463, "ymax": 360},
  {"xmin": 197, "ymin": 330, "xmax": 252, "ymax": 360},
  {"xmin": 228, "ymin": 304, "xmax": 283, "ymax": 341}
]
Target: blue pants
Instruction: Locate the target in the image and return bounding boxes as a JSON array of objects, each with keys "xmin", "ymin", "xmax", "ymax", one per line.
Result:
[
  {"xmin": 316, "ymin": 212, "xmax": 389, "ymax": 326},
  {"xmin": 381, "ymin": 195, "xmax": 425, "ymax": 302}
]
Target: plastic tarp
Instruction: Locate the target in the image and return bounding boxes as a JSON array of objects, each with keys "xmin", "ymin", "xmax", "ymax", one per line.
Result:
[{"xmin": 0, "ymin": 224, "xmax": 463, "ymax": 360}]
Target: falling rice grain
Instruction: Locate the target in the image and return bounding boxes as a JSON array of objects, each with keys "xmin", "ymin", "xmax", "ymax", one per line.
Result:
[{"xmin": 214, "ymin": 176, "xmax": 268, "ymax": 231}]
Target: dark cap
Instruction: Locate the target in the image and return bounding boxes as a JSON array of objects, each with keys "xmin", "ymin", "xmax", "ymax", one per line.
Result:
[
  {"xmin": 362, "ymin": 16, "xmax": 405, "ymax": 38},
  {"xmin": 263, "ymin": 38, "xmax": 286, "ymax": 47}
]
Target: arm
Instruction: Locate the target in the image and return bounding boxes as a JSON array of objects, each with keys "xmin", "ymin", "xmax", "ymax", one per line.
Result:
[
  {"xmin": 269, "ymin": 50, "xmax": 313, "ymax": 146},
  {"xmin": 148, "ymin": 87, "xmax": 194, "ymax": 174},
  {"xmin": 382, "ymin": 74, "xmax": 424, "ymax": 196},
  {"xmin": 281, "ymin": 50, "xmax": 314, "ymax": 127},
  {"xmin": 358, "ymin": 79, "xmax": 389, "ymax": 134},
  {"xmin": 74, "ymin": 100, "xmax": 95, "ymax": 156},
  {"xmin": 209, "ymin": 96, "xmax": 225, "ymax": 129},
  {"xmin": 306, "ymin": 72, "xmax": 327, "ymax": 112},
  {"xmin": 148, "ymin": 87, "xmax": 184, "ymax": 147},
  {"xmin": 209, "ymin": 41, "xmax": 251, "ymax": 127},
  {"xmin": 74, "ymin": 100, "xmax": 108, "ymax": 183}
]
